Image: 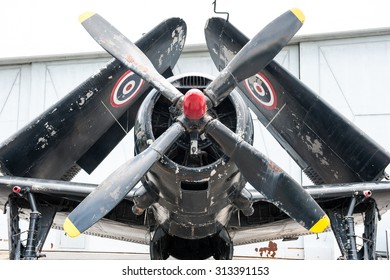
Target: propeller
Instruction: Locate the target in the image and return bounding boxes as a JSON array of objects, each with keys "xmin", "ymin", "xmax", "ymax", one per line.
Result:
[
  {"xmin": 79, "ymin": 12, "xmax": 183, "ymax": 104},
  {"xmin": 64, "ymin": 122, "xmax": 185, "ymax": 237},
  {"xmin": 202, "ymin": 8, "xmax": 329, "ymax": 232},
  {"xmin": 204, "ymin": 119, "xmax": 329, "ymax": 233},
  {"xmin": 204, "ymin": 8, "xmax": 304, "ymax": 107},
  {"xmin": 64, "ymin": 9, "xmax": 329, "ymax": 237}
]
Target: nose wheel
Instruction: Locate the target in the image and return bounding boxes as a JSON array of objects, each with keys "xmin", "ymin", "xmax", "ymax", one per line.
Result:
[{"xmin": 149, "ymin": 226, "xmax": 233, "ymax": 260}]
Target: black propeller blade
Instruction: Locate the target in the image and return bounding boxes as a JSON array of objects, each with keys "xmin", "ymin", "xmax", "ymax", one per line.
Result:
[
  {"xmin": 64, "ymin": 122, "xmax": 185, "ymax": 237},
  {"xmin": 201, "ymin": 8, "xmax": 329, "ymax": 232},
  {"xmin": 204, "ymin": 8, "xmax": 304, "ymax": 107},
  {"xmin": 205, "ymin": 119, "xmax": 330, "ymax": 233},
  {"xmin": 205, "ymin": 13, "xmax": 390, "ymax": 186},
  {"xmin": 79, "ymin": 12, "xmax": 183, "ymax": 104}
]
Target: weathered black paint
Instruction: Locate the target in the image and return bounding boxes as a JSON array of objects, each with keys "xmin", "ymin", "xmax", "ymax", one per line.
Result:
[
  {"xmin": 204, "ymin": 9, "xmax": 303, "ymax": 107},
  {"xmin": 81, "ymin": 13, "xmax": 184, "ymax": 104},
  {"xmin": 0, "ymin": 17, "xmax": 186, "ymax": 180},
  {"xmin": 205, "ymin": 118, "xmax": 327, "ymax": 230},
  {"xmin": 205, "ymin": 17, "xmax": 390, "ymax": 185},
  {"xmin": 68, "ymin": 122, "xmax": 185, "ymax": 234}
]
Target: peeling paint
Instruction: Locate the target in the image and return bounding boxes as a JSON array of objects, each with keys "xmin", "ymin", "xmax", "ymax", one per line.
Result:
[
  {"xmin": 44, "ymin": 122, "xmax": 57, "ymax": 137},
  {"xmin": 110, "ymin": 186, "xmax": 122, "ymax": 200},
  {"xmin": 77, "ymin": 90, "xmax": 95, "ymax": 107},
  {"xmin": 220, "ymin": 46, "xmax": 236, "ymax": 64},
  {"xmin": 171, "ymin": 26, "xmax": 186, "ymax": 50},
  {"xmin": 158, "ymin": 54, "xmax": 164, "ymax": 67},
  {"xmin": 36, "ymin": 137, "xmax": 48, "ymax": 149},
  {"xmin": 305, "ymin": 136, "xmax": 323, "ymax": 155},
  {"xmin": 302, "ymin": 135, "xmax": 330, "ymax": 166}
]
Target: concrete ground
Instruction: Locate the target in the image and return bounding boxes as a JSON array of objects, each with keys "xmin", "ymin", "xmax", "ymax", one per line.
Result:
[
  {"xmin": 0, "ymin": 250, "xmax": 151, "ymax": 260},
  {"xmin": 0, "ymin": 250, "xmax": 272, "ymax": 260}
]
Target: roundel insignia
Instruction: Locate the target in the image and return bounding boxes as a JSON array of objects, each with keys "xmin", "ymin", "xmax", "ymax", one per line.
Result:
[
  {"xmin": 244, "ymin": 73, "xmax": 277, "ymax": 110},
  {"xmin": 110, "ymin": 70, "xmax": 145, "ymax": 108}
]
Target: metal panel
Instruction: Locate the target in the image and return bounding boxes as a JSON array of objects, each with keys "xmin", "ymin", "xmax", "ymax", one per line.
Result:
[
  {"xmin": 34, "ymin": 58, "xmax": 136, "ymax": 184},
  {"xmin": 251, "ymin": 46, "xmax": 303, "ymax": 183}
]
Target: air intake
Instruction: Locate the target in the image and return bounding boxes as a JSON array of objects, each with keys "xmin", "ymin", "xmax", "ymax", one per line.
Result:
[{"xmin": 172, "ymin": 75, "xmax": 210, "ymax": 89}]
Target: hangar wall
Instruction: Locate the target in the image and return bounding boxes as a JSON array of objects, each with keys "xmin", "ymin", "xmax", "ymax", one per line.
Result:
[{"xmin": 0, "ymin": 29, "xmax": 389, "ymax": 259}]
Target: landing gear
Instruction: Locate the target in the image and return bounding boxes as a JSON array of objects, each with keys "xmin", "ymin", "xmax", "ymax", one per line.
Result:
[
  {"xmin": 6, "ymin": 192, "xmax": 56, "ymax": 260},
  {"xmin": 327, "ymin": 195, "xmax": 378, "ymax": 260},
  {"xmin": 7, "ymin": 196, "xmax": 22, "ymax": 260}
]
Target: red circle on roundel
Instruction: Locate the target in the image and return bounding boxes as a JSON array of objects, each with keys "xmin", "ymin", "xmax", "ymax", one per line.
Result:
[
  {"xmin": 255, "ymin": 84, "xmax": 263, "ymax": 94},
  {"xmin": 244, "ymin": 73, "xmax": 277, "ymax": 110},
  {"xmin": 125, "ymin": 83, "xmax": 134, "ymax": 92},
  {"xmin": 110, "ymin": 70, "xmax": 145, "ymax": 108}
]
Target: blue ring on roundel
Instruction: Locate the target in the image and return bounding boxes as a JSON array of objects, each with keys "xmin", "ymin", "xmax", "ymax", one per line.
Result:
[
  {"xmin": 244, "ymin": 72, "xmax": 277, "ymax": 110},
  {"xmin": 110, "ymin": 70, "xmax": 145, "ymax": 108}
]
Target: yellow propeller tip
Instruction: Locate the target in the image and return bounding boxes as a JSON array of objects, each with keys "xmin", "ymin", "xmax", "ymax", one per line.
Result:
[
  {"xmin": 79, "ymin": 11, "xmax": 95, "ymax": 23},
  {"xmin": 63, "ymin": 217, "xmax": 81, "ymax": 238},
  {"xmin": 291, "ymin": 8, "xmax": 305, "ymax": 23},
  {"xmin": 309, "ymin": 215, "xmax": 330, "ymax": 233}
]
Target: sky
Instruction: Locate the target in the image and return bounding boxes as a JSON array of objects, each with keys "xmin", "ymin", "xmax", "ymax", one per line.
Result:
[{"xmin": 1, "ymin": 0, "xmax": 390, "ymax": 59}]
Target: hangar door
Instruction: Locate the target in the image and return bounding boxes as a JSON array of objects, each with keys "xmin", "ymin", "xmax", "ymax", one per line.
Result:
[
  {"xmin": 0, "ymin": 58, "xmax": 110, "ymax": 143},
  {"xmin": 300, "ymin": 34, "xmax": 390, "ymax": 184}
]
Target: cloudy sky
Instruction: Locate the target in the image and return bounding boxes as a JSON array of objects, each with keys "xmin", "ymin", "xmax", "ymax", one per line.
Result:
[{"xmin": 1, "ymin": 0, "xmax": 390, "ymax": 58}]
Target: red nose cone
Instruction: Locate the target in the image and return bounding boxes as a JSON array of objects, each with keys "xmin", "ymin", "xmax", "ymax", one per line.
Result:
[{"xmin": 183, "ymin": 89, "xmax": 207, "ymax": 120}]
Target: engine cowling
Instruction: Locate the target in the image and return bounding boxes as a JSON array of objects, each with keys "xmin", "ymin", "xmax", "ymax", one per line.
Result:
[{"xmin": 133, "ymin": 73, "xmax": 254, "ymax": 243}]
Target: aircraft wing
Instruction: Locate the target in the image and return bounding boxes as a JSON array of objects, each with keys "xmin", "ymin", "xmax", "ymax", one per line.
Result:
[
  {"xmin": 203, "ymin": 17, "xmax": 390, "ymax": 245},
  {"xmin": 0, "ymin": 175, "xmax": 151, "ymax": 244},
  {"xmin": 0, "ymin": 18, "xmax": 186, "ymax": 246},
  {"xmin": 230, "ymin": 181, "xmax": 390, "ymax": 245},
  {"xmin": 204, "ymin": 17, "xmax": 390, "ymax": 185},
  {"xmin": 1, "ymin": 175, "xmax": 389, "ymax": 245},
  {"xmin": 0, "ymin": 18, "xmax": 186, "ymax": 181}
]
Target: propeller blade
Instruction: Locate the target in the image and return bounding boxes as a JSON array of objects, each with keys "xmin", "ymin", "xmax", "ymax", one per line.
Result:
[
  {"xmin": 64, "ymin": 122, "xmax": 185, "ymax": 237},
  {"xmin": 205, "ymin": 16, "xmax": 390, "ymax": 186},
  {"xmin": 205, "ymin": 119, "xmax": 330, "ymax": 233},
  {"xmin": 204, "ymin": 8, "xmax": 304, "ymax": 107},
  {"xmin": 79, "ymin": 12, "xmax": 183, "ymax": 104}
]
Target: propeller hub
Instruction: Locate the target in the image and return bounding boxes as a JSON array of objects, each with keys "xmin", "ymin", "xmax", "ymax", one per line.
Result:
[{"xmin": 183, "ymin": 89, "xmax": 207, "ymax": 120}]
